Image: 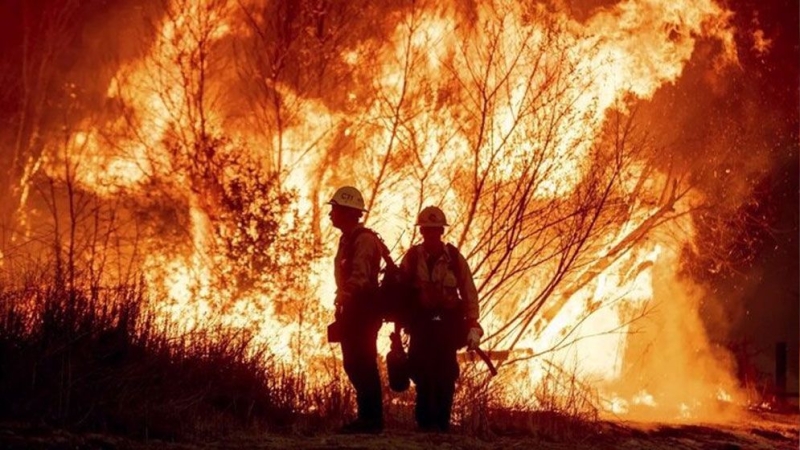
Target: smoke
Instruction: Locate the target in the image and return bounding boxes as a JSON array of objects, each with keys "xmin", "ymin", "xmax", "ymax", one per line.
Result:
[{"xmin": 635, "ymin": 0, "xmax": 799, "ymax": 393}]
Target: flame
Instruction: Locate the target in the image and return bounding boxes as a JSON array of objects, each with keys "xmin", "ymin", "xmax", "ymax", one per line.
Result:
[{"xmin": 19, "ymin": 0, "xmax": 754, "ymax": 419}]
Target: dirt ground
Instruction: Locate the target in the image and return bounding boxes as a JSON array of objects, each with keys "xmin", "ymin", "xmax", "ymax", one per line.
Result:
[{"xmin": 0, "ymin": 411, "xmax": 796, "ymax": 450}]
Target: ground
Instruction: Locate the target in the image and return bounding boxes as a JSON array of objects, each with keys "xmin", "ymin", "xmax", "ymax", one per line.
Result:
[{"xmin": 0, "ymin": 411, "xmax": 796, "ymax": 450}]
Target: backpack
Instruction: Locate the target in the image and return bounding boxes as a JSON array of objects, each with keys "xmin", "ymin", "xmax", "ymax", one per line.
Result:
[
  {"xmin": 344, "ymin": 228, "xmax": 413, "ymax": 392},
  {"xmin": 344, "ymin": 227, "xmax": 416, "ymax": 325}
]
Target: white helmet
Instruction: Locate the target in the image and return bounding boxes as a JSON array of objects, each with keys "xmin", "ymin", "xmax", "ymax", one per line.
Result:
[
  {"xmin": 416, "ymin": 206, "xmax": 448, "ymax": 227},
  {"xmin": 328, "ymin": 186, "xmax": 367, "ymax": 211}
]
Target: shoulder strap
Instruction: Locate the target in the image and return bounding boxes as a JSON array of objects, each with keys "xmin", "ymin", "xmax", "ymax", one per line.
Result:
[
  {"xmin": 347, "ymin": 227, "xmax": 396, "ymax": 270},
  {"xmin": 445, "ymin": 243, "xmax": 462, "ymax": 283}
]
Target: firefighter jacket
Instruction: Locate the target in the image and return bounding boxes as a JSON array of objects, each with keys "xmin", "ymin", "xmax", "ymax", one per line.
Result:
[
  {"xmin": 334, "ymin": 224, "xmax": 382, "ymax": 304},
  {"xmin": 399, "ymin": 243, "xmax": 479, "ymax": 322}
]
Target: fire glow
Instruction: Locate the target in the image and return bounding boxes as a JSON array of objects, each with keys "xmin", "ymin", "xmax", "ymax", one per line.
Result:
[{"xmin": 13, "ymin": 0, "xmax": 752, "ymax": 421}]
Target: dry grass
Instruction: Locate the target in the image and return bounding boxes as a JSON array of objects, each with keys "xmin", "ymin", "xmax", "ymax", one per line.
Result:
[
  {"xmin": 453, "ymin": 359, "xmax": 600, "ymax": 440},
  {"xmin": 0, "ymin": 276, "xmax": 352, "ymax": 440},
  {"xmin": 0, "ymin": 275, "xmax": 604, "ymax": 444}
]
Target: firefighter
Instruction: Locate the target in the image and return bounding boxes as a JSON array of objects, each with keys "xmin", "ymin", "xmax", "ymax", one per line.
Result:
[
  {"xmin": 328, "ymin": 186, "xmax": 384, "ymax": 433},
  {"xmin": 399, "ymin": 206, "xmax": 483, "ymax": 432}
]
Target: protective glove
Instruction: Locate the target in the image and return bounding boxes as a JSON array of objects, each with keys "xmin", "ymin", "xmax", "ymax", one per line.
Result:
[{"xmin": 466, "ymin": 326, "xmax": 483, "ymax": 350}]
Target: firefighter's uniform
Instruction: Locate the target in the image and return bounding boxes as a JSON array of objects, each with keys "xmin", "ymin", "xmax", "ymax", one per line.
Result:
[
  {"xmin": 329, "ymin": 187, "xmax": 384, "ymax": 432},
  {"xmin": 400, "ymin": 210, "xmax": 481, "ymax": 432},
  {"xmin": 334, "ymin": 223, "xmax": 383, "ymax": 428}
]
